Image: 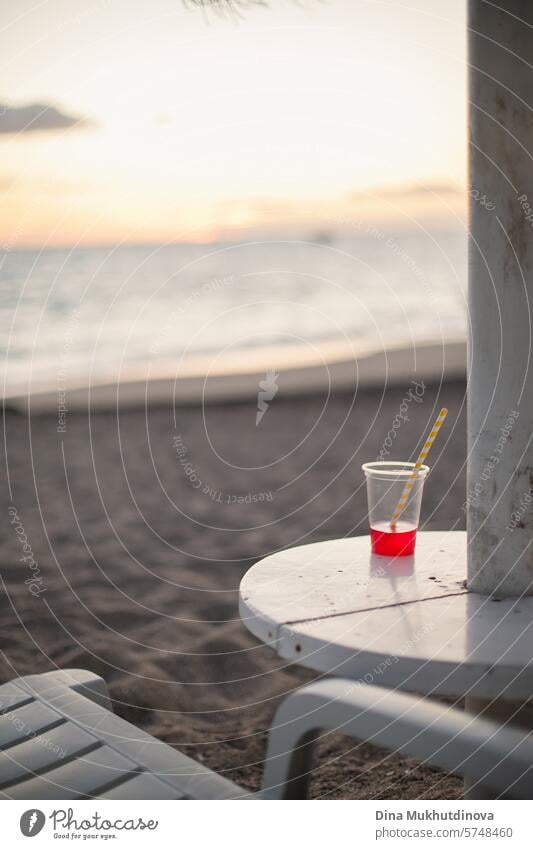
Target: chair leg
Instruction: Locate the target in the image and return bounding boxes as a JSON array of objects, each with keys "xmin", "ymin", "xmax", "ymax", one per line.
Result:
[
  {"xmin": 262, "ymin": 679, "xmax": 533, "ymax": 800},
  {"xmin": 464, "ymin": 697, "xmax": 533, "ymax": 799},
  {"xmin": 263, "ymin": 728, "xmax": 318, "ymax": 800}
]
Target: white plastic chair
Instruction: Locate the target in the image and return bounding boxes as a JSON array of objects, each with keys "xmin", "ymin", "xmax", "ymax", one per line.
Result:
[
  {"xmin": 1, "ymin": 670, "xmax": 531, "ymax": 799},
  {"xmin": 262, "ymin": 679, "xmax": 533, "ymax": 799}
]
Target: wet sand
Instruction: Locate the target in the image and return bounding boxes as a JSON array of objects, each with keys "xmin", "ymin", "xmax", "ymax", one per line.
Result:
[{"xmin": 1, "ymin": 379, "xmax": 466, "ymax": 798}]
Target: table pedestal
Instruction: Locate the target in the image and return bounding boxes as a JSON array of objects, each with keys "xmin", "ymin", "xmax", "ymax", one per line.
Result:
[{"xmin": 464, "ymin": 697, "xmax": 533, "ymax": 798}]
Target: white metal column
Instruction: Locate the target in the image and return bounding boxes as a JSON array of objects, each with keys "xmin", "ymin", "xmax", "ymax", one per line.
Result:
[{"xmin": 468, "ymin": 0, "xmax": 533, "ymax": 596}]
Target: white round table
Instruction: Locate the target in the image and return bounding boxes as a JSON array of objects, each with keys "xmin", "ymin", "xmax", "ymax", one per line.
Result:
[{"xmin": 239, "ymin": 532, "xmax": 533, "ymax": 702}]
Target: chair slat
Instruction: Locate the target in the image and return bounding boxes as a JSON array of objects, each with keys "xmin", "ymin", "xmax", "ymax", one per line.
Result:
[
  {"xmin": 6, "ymin": 745, "xmax": 137, "ymax": 799},
  {"xmin": 0, "ymin": 702, "xmax": 63, "ymax": 749},
  {"xmin": 0, "ymin": 681, "xmax": 33, "ymax": 715},
  {"xmin": 101, "ymin": 772, "xmax": 186, "ymax": 799},
  {"xmin": 0, "ymin": 721, "xmax": 98, "ymax": 789}
]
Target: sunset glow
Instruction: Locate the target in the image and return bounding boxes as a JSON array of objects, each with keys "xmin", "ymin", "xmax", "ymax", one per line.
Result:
[{"xmin": 0, "ymin": 0, "xmax": 467, "ymax": 247}]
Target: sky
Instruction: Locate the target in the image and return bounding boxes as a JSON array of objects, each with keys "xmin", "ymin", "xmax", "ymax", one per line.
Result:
[{"xmin": 0, "ymin": 0, "xmax": 467, "ymax": 247}]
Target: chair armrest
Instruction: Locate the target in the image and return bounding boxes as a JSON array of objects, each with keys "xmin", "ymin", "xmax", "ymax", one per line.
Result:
[
  {"xmin": 262, "ymin": 679, "xmax": 533, "ymax": 799},
  {"xmin": 17, "ymin": 669, "xmax": 112, "ymax": 712}
]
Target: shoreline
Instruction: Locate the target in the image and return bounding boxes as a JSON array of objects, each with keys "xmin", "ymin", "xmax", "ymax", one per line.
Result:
[{"xmin": 4, "ymin": 337, "xmax": 466, "ymax": 413}]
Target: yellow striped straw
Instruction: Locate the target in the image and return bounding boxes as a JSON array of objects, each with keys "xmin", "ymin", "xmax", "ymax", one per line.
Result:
[{"xmin": 390, "ymin": 407, "xmax": 448, "ymax": 528}]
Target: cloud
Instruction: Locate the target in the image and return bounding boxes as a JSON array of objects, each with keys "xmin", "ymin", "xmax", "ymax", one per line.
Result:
[
  {"xmin": 0, "ymin": 102, "xmax": 91, "ymax": 135},
  {"xmin": 350, "ymin": 182, "xmax": 463, "ymax": 201}
]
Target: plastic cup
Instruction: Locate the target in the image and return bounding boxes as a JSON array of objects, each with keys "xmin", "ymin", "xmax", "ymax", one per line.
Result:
[{"xmin": 362, "ymin": 461, "xmax": 429, "ymax": 556}]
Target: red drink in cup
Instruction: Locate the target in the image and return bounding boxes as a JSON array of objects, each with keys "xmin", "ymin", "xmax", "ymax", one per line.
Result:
[
  {"xmin": 369, "ymin": 520, "xmax": 417, "ymax": 556},
  {"xmin": 362, "ymin": 462, "xmax": 429, "ymax": 557}
]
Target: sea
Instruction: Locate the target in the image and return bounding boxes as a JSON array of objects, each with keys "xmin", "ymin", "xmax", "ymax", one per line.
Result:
[{"xmin": 0, "ymin": 226, "xmax": 467, "ymax": 391}]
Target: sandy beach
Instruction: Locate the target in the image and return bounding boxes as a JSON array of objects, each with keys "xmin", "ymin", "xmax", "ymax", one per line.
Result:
[{"xmin": 1, "ymin": 378, "xmax": 466, "ymax": 798}]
